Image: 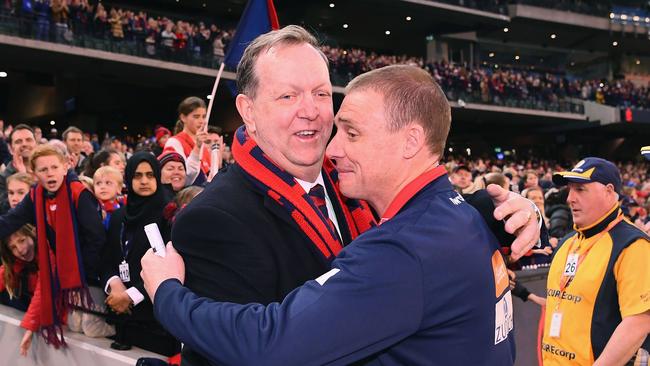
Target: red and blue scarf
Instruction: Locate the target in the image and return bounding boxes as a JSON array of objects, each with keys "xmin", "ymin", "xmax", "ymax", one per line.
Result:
[
  {"xmin": 32, "ymin": 172, "xmax": 92, "ymax": 348},
  {"xmin": 232, "ymin": 126, "xmax": 375, "ymax": 259}
]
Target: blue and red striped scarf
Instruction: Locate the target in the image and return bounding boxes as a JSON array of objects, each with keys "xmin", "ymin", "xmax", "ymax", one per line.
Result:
[
  {"xmin": 232, "ymin": 126, "xmax": 375, "ymax": 259},
  {"xmin": 31, "ymin": 173, "xmax": 92, "ymax": 348}
]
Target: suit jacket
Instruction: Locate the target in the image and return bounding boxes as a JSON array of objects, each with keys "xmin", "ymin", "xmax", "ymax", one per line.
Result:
[{"xmin": 173, "ymin": 163, "xmax": 355, "ymax": 366}]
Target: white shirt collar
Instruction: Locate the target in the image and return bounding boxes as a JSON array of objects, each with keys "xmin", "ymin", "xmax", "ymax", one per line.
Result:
[{"xmin": 295, "ymin": 173, "xmax": 326, "ymax": 194}]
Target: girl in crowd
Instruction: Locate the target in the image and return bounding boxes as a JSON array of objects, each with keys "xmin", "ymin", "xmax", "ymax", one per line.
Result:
[
  {"xmin": 518, "ymin": 186, "xmax": 554, "ymax": 267},
  {"xmin": 0, "ymin": 173, "xmax": 38, "ymax": 311},
  {"xmin": 163, "ymin": 185, "xmax": 204, "ymax": 224},
  {"xmin": 102, "ymin": 152, "xmax": 179, "ymax": 356},
  {"xmin": 0, "ymin": 225, "xmax": 37, "ymax": 311},
  {"xmin": 163, "ymin": 96, "xmax": 210, "ymax": 186}
]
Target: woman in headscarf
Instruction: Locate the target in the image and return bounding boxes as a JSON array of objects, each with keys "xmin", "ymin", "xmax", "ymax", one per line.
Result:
[{"xmin": 101, "ymin": 152, "xmax": 179, "ymax": 356}]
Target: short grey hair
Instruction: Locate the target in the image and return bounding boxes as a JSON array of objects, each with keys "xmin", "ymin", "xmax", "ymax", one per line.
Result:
[{"xmin": 236, "ymin": 25, "xmax": 328, "ymax": 98}]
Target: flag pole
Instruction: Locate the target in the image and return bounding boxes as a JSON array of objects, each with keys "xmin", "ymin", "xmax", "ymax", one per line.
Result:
[
  {"xmin": 204, "ymin": 62, "xmax": 226, "ymax": 132},
  {"xmin": 201, "ymin": 62, "xmax": 225, "ymax": 181}
]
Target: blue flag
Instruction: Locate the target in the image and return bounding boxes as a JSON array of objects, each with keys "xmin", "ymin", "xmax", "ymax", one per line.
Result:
[{"xmin": 224, "ymin": 0, "xmax": 280, "ymax": 94}]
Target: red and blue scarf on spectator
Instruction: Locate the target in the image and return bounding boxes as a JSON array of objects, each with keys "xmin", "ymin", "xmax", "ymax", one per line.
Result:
[
  {"xmin": 32, "ymin": 172, "xmax": 91, "ymax": 348},
  {"xmin": 232, "ymin": 126, "xmax": 375, "ymax": 259}
]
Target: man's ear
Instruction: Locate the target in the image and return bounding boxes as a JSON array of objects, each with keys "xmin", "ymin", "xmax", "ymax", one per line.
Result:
[
  {"xmin": 403, "ymin": 123, "xmax": 426, "ymax": 159},
  {"xmin": 235, "ymin": 94, "xmax": 257, "ymax": 134}
]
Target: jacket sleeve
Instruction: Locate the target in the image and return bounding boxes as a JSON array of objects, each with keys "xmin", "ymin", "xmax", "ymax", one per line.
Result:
[
  {"xmin": 0, "ymin": 193, "xmax": 35, "ymax": 240},
  {"xmin": 76, "ymin": 190, "xmax": 106, "ymax": 282},
  {"xmin": 463, "ymin": 189, "xmax": 516, "ymax": 247},
  {"xmin": 100, "ymin": 210, "xmax": 123, "ymax": 290},
  {"xmin": 20, "ymin": 271, "xmax": 41, "ymax": 332},
  {"xmin": 154, "ymin": 236, "xmax": 423, "ymax": 366}
]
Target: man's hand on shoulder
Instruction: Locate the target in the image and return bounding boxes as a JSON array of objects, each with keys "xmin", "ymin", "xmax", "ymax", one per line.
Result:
[{"xmin": 487, "ymin": 184, "xmax": 541, "ymax": 260}]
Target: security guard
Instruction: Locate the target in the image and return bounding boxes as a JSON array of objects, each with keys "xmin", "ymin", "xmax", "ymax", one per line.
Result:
[{"xmin": 543, "ymin": 157, "xmax": 650, "ymax": 365}]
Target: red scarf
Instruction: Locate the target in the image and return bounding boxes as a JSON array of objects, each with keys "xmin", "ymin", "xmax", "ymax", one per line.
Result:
[
  {"xmin": 174, "ymin": 131, "xmax": 211, "ymax": 175},
  {"xmin": 101, "ymin": 197, "xmax": 126, "ymax": 214},
  {"xmin": 32, "ymin": 174, "xmax": 90, "ymax": 348},
  {"xmin": 232, "ymin": 126, "xmax": 375, "ymax": 259}
]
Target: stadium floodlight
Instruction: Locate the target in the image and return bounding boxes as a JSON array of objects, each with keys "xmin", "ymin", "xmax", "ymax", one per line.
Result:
[
  {"xmin": 621, "ymin": 14, "xmax": 628, "ymax": 20},
  {"xmin": 515, "ymin": 55, "xmax": 520, "ymax": 60},
  {"xmin": 633, "ymin": 16, "xmax": 639, "ymax": 22},
  {"xmin": 207, "ymin": 95, "xmax": 212, "ymax": 100},
  {"xmin": 406, "ymin": 16, "xmax": 412, "ymax": 21},
  {"xmin": 503, "ymin": 27, "xmax": 509, "ymax": 33},
  {"xmin": 50, "ymin": 120, "xmax": 55, "ymax": 125},
  {"xmin": 610, "ymin": 13, "xmax": 615, "ymax": 19},
  {"xmin": 645, "ymin": 17, "xmax": 650, "ymax": 23},
  {"xmin": 612, "ymin": 41, "xmax": 619, "ymax": 46},
  {"xmin": 489, "ymin": 52, "xmax": 495, "ymax": 57},
  {"xmin": 550, "ymin": 33, "xmax": 557, "ymax": 39},
  {"xmin": 636, "ymin": 60, "xmax": 641, "ymax": 65},
  {"xmin": 385, "ymin": 30, "xmax": 391, "ymax": 35},
  {"xmin": 329, "ymin": 3, "xmax": 335, "ymax": 8},
  {"xmin": 0, "ymin": 71, "xmax": 7, "ymax": 78},
  {"xmin": 343, "ymin": 24, "xmax": 348, "ymax": 29}
]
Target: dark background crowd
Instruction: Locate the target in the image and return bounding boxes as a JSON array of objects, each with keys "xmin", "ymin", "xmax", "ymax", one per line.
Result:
[{"xmin": 2, "ymin": 0, "xmax": 650, "ymax": 113}]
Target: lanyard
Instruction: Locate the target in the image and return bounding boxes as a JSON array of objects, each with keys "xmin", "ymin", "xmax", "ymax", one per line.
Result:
[
  {"xmin": 554, "ymin": 214, "xmax": 623, "ymax": 310},
  {"xmin": 119, "ymin": 222, "xmax": 133, "ymax": 260}
]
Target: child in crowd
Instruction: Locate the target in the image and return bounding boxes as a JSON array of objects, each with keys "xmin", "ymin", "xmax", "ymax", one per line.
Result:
[
  {"xmin": 93, "ymin": 166, "xmax": 126, "ymax": 230},
  {"xmin": 0, "ymin": 144, "xmax": 107, "ymax": 352},
  {"xmin": 0, "ymin": 225, "xmax": 38, "ymax": 311},
  {"xmin": 6, "ymin": 173, "xmax": 36, "ymax": 210},
  {"xmin": 1, "ymin": 173, "xmax": 38, "ymax": 311},
  {"xmin": 163, "ymin": 185, "xmax": 203, "ymax": 224}
]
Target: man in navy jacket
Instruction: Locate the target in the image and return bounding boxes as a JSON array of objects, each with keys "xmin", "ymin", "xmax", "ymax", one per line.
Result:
[
  {"xmin": 166, "ymin": 25, "xmax": 538, "ymax": 366},
  {"xmin": 142, "ymin": 65, "xmax": 518, "ymax": 365}
]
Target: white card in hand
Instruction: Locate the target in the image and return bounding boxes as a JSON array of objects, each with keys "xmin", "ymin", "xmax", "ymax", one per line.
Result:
[{"xmin": 144, "ymin": 223, "xmax": 166, "ymax": 257}]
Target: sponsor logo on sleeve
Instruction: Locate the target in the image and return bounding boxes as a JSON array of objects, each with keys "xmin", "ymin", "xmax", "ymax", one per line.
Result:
[
  {"xmin": 494, "ymin": 291, "xmax": 514, "ymax": 345},
  {"xmin": 492, "ymin": 250, "xmax": 509, "ymax": 297}
]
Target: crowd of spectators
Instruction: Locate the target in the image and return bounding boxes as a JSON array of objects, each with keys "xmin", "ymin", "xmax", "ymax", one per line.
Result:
[
  {"xmin": 2, "ymin": 1, "xmax": 650, "ymax": 111},
  {"xmin": 0, "ymin": 0, "xmax": 235, "ymax": 65},
  {"xmin": 447, "ymin": 155, "xmax": 650, "ymax": 244},
  {"xmin": 325, "ymin": 47, "xmax": 650, "ymax": 111}
]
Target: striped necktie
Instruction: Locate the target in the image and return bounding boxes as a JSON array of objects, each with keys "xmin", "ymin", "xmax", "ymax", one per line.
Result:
[{"xmin": 308, "ymin": 184, "xmax": 341, "ymax": 241}]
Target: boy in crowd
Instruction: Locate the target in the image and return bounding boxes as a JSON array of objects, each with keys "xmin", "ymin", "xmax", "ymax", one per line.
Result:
[
  {"xmin": 93, "ymin": 166, "xmax": 126, "ymax": 230},
  {"xmin": 0, "ymin": 144, "xmax": 106, "ymax": 350}
]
